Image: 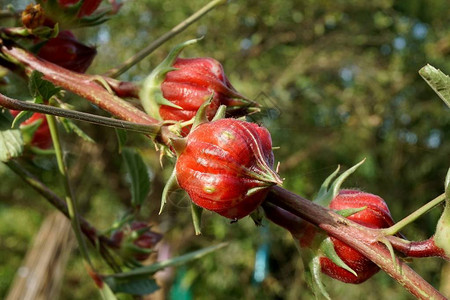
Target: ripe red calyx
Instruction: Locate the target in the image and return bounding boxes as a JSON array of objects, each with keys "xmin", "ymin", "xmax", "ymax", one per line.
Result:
[
  {"xmin": 37, "ymin": 30, "xmax": 97, "ymax": 73},
  {"xmin": 320, "ymin": 189, "xmax": 395, "ymax": 283},
  {"xmin": 159, "ymin": 57, "xmax": 248, "ymax": 127},
  {"xmin": 175, "ymin": 118, "xmax": 282, "ymax": 219},
  {"xmin": 140, "ymin": 39, "xmax": 254, "ymax": 136}
]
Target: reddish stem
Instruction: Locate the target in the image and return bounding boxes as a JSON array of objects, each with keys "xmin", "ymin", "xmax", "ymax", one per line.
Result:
[
  {"xmin": 265, "ymin": 186, "xmax": 446, "ymax": 300},
  {"xmin": 0, "ymin": 42, "xmax": 156, "ymax": 125},
  {"xmin": 388, "ymin": 236, "xmax": 448, "ymax": 259}
]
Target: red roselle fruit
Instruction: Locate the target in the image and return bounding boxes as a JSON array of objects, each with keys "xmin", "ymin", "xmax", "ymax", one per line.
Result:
[
  {"xmin": 58, "ymin": 0, "xmax": 102, "ymax": 17},
  {"xmin": 320, "ymin": 189, "xmax": 395, "ymax": 283},
  {"xmin": 10, "ymin": 111, "xmax": 52, "ymax": 149},
  {"xmin": 37, "ymin": 30, "xmax": 97, "ymax": 73},
  {"xmin": 141, "ymin": 40, "xmax": 254, "ymax": 136},
  {"xmin": 175, "ymin": 118, "xmax": 282, "ymax": 219},
  {"xmin": 160, "ymin": 58, "xmax": 248, "ymax": 126},
  {"xmin": 110, "ymin": 222, "xmax": 163, "ymax": 262}
]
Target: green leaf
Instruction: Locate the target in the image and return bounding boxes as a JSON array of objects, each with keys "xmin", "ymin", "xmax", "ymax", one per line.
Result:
[
  {"xmin": 28, "ymin": 71, "xmax": 61, "ymax": 103},
  {"xmin": 122, "ymin": 147, "xmax": 151, "ymax": 208},
  {"xmin": 419, "ymin": 64, "xmax": 450, "ymax": 108},
  {"xmin": 60, "ymin": 118, "xmax": 95, "ymax": 143},
  {"xmin": 108, "ymin": 243, "xmax": 227, "ymax": 279},
  {"xmin": 0, "ymin": 110, "xmax": 23, "ymax": 162},
  {"xmin": 104, "ymin": 276, "xmax": 159, "ymax": 296}
]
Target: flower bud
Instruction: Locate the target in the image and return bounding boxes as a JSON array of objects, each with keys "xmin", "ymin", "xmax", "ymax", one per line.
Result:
[
  {"xmin": 175, "ymin": 118, "xmax": 282, "ymax": 219},
  {"xmin": 320, "ymin": 189, "xmax": 395, "ymax": 283},
  {"xmin": 110, "ymin": 221, "xmax": 162, "ymax": 262},
  {"xmin": 37, "ymin": 30, "xmax": 96, "ymax": 73}
]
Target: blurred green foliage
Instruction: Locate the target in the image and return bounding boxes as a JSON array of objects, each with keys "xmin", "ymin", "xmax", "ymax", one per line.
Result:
[{"xmin": 1, "ymin": 0, "xmax": 449, "ymax": 299}]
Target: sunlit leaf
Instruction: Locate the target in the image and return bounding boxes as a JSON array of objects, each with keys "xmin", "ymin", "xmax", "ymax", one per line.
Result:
[
  {"xmin": 0, "ymin": 110, "xmax": 23, "ymax": 162},
  {"xmin": 419, "ymin": 64, "xmax": 450, "ymax": 108}
]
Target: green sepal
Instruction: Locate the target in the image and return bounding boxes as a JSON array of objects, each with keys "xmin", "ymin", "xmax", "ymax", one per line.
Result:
[
  {"xmin": 211, "ymin": 105, "xmax": 227, "ymax": 122},
  {"xmin": 315, "ymin": 165, "xmax": 340, "ymax": 202},
  {"xmin": 40, "ymin": 0, "xmax": 110, "ymax": 29},
  {"xmin": 60, "ymin": 117, "xmax": 95, "ymax": 143},
  {"xmin": 160, "ymin": 167, "xmax": 179, "ymax": 214},
  {"xmin": 191, "ymin": 202, "xmax": 203, "ymax": 235},
  {"xmin": 378, "ymin": 237, "xmax": 398, "ymax": 272},
  {"xmin": 335, "ymin": 206, "xmax": 367, "ymax": 218},
  {"xmin": 314, "ymin": 158, "xmax": 366, "ymax": 206},
  {"xmin": 192, "ymin": 94, "xmax": 214, "ymax": 130},
  {"xmin": 310, "ymin": 255, "xmax": 331, "ymax": 300},
  {"xmin": 20, "ymin": 118, "xmax": 43, "ymax": 145},
  {"xmin": 140, "ymin": 39, "xmax": 201, "ymax": 119},
  {"xmin": 320, "ymin": 237, "xmax": 357, "ymax": 277},
  {"xmin": 434, "ymin": 167, "xmax": 450, "ymax": 258},
  {"xmin": 11, "ymin": 110, "xmax": 34, "ymax": 129}
]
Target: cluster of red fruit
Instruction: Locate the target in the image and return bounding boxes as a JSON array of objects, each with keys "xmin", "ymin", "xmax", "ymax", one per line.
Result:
[
  {"xmin": 140, "ymin": 41, "xmax": 403, "ymax": 285},
  {"xmin": 14, "ymin": 1, "xmax": 99, "ymax": 149}
]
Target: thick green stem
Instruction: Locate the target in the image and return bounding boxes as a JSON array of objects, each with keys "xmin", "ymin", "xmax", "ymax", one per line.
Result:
[
  {"xmin": 104, "ymin": 0, "xmax": 227, "ymax": 78},
  {"xmin": 46, "ymin": 114, "xmax": 93, "ymax": 267},
  {"xmin": 382, "ymin": 193, "xmax": 446, "ymax": 236}
]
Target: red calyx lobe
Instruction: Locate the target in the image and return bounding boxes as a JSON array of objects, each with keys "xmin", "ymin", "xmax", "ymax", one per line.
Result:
[
  {"xmin": 10, "ymin": 111, "xmax": 52, "ymax": 149},
  {"xmin": 37, "ymin": 30, "xmax": 97, "ymax": 73},
  {"xmin": 175, "ymin": 118, "xmax": 282, "ymax": 219},
  {"xmin": 58, "ymin": 0, "xmax": 102, "ymax": 17},
  {"xmin": 320, "ymin": 189, "xmax": 395, "ymax": 283},
  {"xmin": 159, "ymin": 58, "xmax": 247, "ymax": 134}
]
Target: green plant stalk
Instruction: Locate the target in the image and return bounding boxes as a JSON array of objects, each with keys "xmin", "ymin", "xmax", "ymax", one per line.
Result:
[
  {"xmin": 382, "ymin": 193, "xmax": 446, "ymax": 236},
  {"xmin": 46, "ymin": 114, "xmax": 93, "ymax": 267},
  {"xmin": 105, "ymin": 0, "xmax": 227, "ymax": 78}
]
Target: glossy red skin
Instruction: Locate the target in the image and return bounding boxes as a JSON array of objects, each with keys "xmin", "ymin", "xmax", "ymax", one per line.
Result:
[
  {"xmin": 176, "ymin": 119, "xmax": 277, "ymax": 219},
  {"xmin": 159, "ymin": 58, "xmax": 243, "ymax": 133},
  {"xmin": 58, "ymin": 0, "xmax": 102, "ymax": 17},
  {"xmin": 37, "ymin": 30, "xmax": 97, "ymax": 73},
  {"xmin": 10, "ymin": 111, "xmax": 52, "ymax": 149},
  {"xmin": 320, "ymin": 189, "xmax": 395, "ymax": 283}
]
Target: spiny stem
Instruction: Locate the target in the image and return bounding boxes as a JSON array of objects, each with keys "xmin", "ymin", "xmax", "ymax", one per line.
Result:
[
  {"xmin": 104, "ymin": 0, "xmax": 227, "ymax": 78},
  {"xmin": 46, "ymin": 114, "xmax": 93, "ymax": 267},
  {"xmin": 382, "ymin": 193, "xmax": 446, "ymax": 236}
]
